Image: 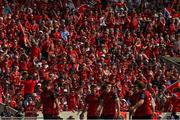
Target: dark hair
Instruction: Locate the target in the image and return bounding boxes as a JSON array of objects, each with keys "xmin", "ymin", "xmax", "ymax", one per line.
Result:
[
  {"xmin": 90, "ymin": 84, "xmax": 96, "ymax": 89},
  {"xmin": 105, "ymin": 82, "xmax": 111, "ymax": 86},
  {"xmin": 137, "ymin": 82, "xmax": 145, "ymax": 90},
  {"xmin": 42, "ymin": 80, "xmax": 50, "ymax": 90}
]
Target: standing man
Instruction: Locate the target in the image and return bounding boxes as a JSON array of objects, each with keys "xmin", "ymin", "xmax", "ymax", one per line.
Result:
[
  {"xmin": 41, "ymin": 80, "xmax": 59, "ymax": 119},
  {"xmin": 96, "ymin": 82, "xmax": 120, "ymax": 119},
  {"xmin": 22, "ymin": 74, "xmax": 37, "ymax": 108},
  {"xmin": 80, "ymin": 84, "xmax": 100, "ymax": 119},
  {"xmin": 129, "ymin": 82, "xmax": 154, "ymax": 119}
]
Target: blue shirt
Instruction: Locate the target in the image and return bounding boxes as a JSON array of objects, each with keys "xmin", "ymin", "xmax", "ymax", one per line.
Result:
[{"xmin": 61, "ymin": 30, "xmax": 69, "ymax": 41}]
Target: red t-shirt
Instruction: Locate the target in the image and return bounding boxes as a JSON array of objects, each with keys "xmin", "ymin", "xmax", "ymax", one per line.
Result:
[
  {"xmin": 107, "ymin": 16, "xmax": 115, "ymax": 28},
  {"xmin": 134, "ymin": 90, "xmax": 153, "ymax": 117},
  {"xmin": 31, "ymin": 46, "xmax": 41, "ymax": 59},
  {"xmin": 101, "ymin": 92, "xmax": 118, "ymax": 117},
  {"xmin": 168, "ymin": 23, "xmax": 176, "ymax": 35},
  {"xmin": 19, "ymin": 60, "xmax": 28, "ymax": 71},
  {"xmin": 41, "ymin": 89, "xmax": 56, "ymax": 115},
  {"xmin": 67, "ymin": 94, "xmax": 78, "ymax": 111},
  {"xmin": 31, "ymin": 24, "xmax": 39, "ymax": 32},
  {"xmin": 41, "ymin": 39, "xmax": 51, "ymax": 52},
  {"xmin": 25, "ymin": 104, "xmax": 37, "ymax": 117},
  {"xmin": 171, "ymin": 97, "xmax": 180, "ymax": 112},
  {"xmin": 124, "ymin": 37, "xmax": 133, "ymax": 47},
  {"xmin": 85, "ymin": 93, "xmax": 99, "ymax": 117},
  {"xmin": 22, "ymin": 80, "xmax": 36, "ymax": 94},
  {"xmin": 10, "ymin": 70, "xmax": 20, "ymax": 86},
  {"xmin": 131, "ymin": 17, "xmax": 139, "ymax": 30}
]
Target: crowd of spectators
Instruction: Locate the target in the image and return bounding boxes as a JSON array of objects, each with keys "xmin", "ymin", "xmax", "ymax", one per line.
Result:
[{"xmin": 0, "ymin": 0, "xmax": 179, "ymax": 119}]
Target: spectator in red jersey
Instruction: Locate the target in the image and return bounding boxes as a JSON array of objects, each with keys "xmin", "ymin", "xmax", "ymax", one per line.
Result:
[
  {"xmin": 0, "ymin": 0, "xmax": 179, "ymax": 119},
  {"xmin": 67, "ymin": 90, "xmax": 78, "ymax": 111},
  {"xmin": 97, "ymin": 82, "xmax": 120, "ymax": 119},
  {"xmin": 169, "ymin": 94, "xmax": 180, "ymax": 119},
  {"xmin": 40, "ymin": 80, "xmax": 59, "ymax": 119},
  {"xmin": 21, "ymin": 73, "xmax": 37, "ymax": 108},
  {"xmin": 80, "ymin": 84, "xmax": 99, "ymax": 119},
  {"xmin": 129, "ymin": 82, "xmax": 154, "ymax": 119}
]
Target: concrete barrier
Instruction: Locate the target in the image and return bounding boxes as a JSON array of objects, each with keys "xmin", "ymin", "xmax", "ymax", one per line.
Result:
[
  {"xmin": 0, "ymin": 111, "xmax": 179, "ymax": 120},
  {"xmin": 0, "ymin": 103, "xmax": 18, "ymax": 116},
  {"xmin": 1, "ymin": 102, "xmax": 179, "ymax": 120},
  {"xmin": 36, "ymin": 111, "xmax": 87, "ymax": 119}
]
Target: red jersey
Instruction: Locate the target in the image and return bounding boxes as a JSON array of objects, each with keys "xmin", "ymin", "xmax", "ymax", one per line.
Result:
[
  {"xmin": 85, "ymin": 93, "xmax": 99, "ymax": 117},
  {"xmin": 25, "ymin": 104, "xmax": 37, "ymax": 117},
  {"xmin": 100, "ymin": 92, "xmax": 118, "ymax": 117},
  {"xmin": 134, "ymin": 90, "xmax": 153, "ymax": 117},
  {"xmin": 19, "ymin": 61, "xmax": 28, "ymax": 71},
  {"xmin": 41, "ymin": 89, "xmax": 56, "ymax": 115},
  {"xmin": 67, "ymin": 94, "xmax": 78, "ymax": 111},
  {"xmin": 41, "ymin": 39, "xmax": 51, "ymax": 52},
  {"xmin": 31, "ymin": 46, "xmax": 41, "ymax": 59},
  {"xmin": 171, "ymin": 96, "xmax": 180, "ymax": 112},
  {"xmin": 22, "ymin": 80, "xmax": 36, "ymax": 94},
  {"xmin": 10, "ymin": 70, "xmax": 20, "ymax": 86}
]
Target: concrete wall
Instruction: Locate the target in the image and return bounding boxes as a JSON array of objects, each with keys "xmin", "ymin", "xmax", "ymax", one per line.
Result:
[
  {"xmin": 161, "ymin": 56, "xmax": 180, "ymax": 72},
  {"xmin": 0, "ymin": 103, "xmax": 18, "ymax": 116}
]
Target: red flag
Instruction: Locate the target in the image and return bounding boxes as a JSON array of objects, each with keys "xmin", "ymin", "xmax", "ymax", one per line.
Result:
[{"xmin": 166, "ymin": 81, "xmax": 180, "ymax": 93}]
